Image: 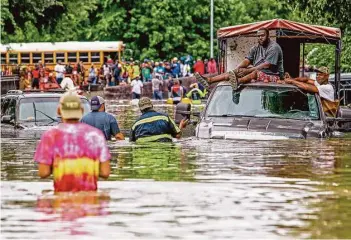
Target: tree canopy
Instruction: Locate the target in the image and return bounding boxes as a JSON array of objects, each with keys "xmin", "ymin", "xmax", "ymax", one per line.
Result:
[{"xmin": 1, "ymin": 0, "xmax": 350, "ymax": 71}]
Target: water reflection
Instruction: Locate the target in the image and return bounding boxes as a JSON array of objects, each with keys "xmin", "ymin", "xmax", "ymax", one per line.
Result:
[
  {"xmin": 36, "ymin": 191, "xmax": 110, "ymax": 222},
  {"xmin": 1, "ymin": 101, "xmax": 351, "ymax": 239},
  {"xmin": 111, "ymin": 142, "xmax": 196, "ymax": 181}
]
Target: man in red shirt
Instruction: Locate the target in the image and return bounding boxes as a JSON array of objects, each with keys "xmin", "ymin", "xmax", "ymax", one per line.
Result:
[
  {"xmin": 193, "ymin": 58, "xmax": 205, "ymax": 75},
  {"xmin": 31, "ymin": 66, "xmax": 40, "ymax": 89}
]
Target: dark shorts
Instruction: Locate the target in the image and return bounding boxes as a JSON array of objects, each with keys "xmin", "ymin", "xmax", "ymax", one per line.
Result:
[
  {"xmin": 56, "ymin": 77, "xmax": 63, "ymax": 85},
  {"xmin": 32, "ymin": 78, "xmax": 39, "ymax": 88},
  {"xmin": 132, "ymin": 92, "xmax": 141, "ymax": 99}
]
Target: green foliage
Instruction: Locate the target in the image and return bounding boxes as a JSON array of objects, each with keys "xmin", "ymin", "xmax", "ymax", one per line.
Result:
[
  {"xmin": 1, "ymin": 0, "xmax": 293, "ymax": 60},
  {"xmin": 285, "ymin": 0, "xmax": 351, "ymax": 72},
  {"xmin": 2, "ymin": 0, "xmax": 349, "ymax": 68}
]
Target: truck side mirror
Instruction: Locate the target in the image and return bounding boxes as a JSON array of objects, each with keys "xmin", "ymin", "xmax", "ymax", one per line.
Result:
[
  {"xmin": 175, "ymin": 103, "xmax": 191, "ymax": 124},
  {"xmin": 1, "ymin": 115, "xmax": 14, "ymax": 123}
]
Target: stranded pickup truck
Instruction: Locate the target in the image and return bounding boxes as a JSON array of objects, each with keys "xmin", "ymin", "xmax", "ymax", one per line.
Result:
[
  {"xmin": 193, "ymin": 82, "xmax": 351, "ymax": 140},
  {"xmin": 175, "ymin": 19, "xmax": 351, "ymax": 140}
]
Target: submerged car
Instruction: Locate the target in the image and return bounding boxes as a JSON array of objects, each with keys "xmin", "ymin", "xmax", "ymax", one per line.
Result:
[
  {"xmin": 1, "ymin": 90, "xmax": 90, "ymax": 138},
  {"xmin": 176, "ymin": 82, "xmax": 351, "ymax": 140}
]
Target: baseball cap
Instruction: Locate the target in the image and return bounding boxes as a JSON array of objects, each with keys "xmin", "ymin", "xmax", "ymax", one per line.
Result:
[
  {"xmin": 59, "ymin": 92, "xmax": 83, "ymax": 119},
  {"xmin": 317, "ymin": 66, "xmax": 329, "ymax": 74},
  {"xmin": 138, "ymin": 97, "xmax": 153, "ymax": 111},
  {"xmin": 91, "ymin": 96, "xmax": 105, "ymax": 111}
]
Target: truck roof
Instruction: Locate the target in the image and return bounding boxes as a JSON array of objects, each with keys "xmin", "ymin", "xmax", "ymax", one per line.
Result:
[{"xmin": 216, "ymin": 81, "xmax": 300, "ymax": 89}]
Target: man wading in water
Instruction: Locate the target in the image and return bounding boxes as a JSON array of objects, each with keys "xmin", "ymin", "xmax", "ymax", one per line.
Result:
[
  {"xmin": 130, "ymin": 97, "xmax": 188, "ymax": 143},
  {"xmin": 34, "ymin": 91, "xmax": 111, "ymax": 192},
  {"xmin": 195, "ymin": 28, "xmax": 284, "ymax": 90}
]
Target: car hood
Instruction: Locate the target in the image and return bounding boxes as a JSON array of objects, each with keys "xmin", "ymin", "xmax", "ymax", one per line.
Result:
[
  {"xmin": 1, "ymin": 122, "xmax": 58, "ymax": 139},
  {"xmin": 196, "ymin": 117, "xmax": 327, "ymax": 140}
]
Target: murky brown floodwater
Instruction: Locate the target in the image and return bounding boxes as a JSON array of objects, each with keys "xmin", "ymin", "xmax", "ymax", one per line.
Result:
[{"xmin": 1, "ymin": 101, "xmax": 351, "ymax": 239}]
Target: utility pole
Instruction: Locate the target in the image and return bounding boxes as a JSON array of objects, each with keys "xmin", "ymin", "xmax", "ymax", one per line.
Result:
[{"xmin": 210, "ymin": 0, "xmax": 214, "ymax": 58}]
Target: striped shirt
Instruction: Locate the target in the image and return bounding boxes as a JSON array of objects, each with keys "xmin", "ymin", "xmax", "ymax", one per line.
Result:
[{"xmin": 130, "ymin": 110, "xmax": 180, "ymax": 143}]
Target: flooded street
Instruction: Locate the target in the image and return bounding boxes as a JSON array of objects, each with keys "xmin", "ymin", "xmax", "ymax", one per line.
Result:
[{"xmin": 1, "ymin": 102, "xmax": 351, "ymax": 239}]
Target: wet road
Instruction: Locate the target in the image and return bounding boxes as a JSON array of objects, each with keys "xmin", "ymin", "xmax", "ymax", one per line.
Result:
[{"xmin": 1, "ymin": 102, "xmax": 351, "ymax": 239}]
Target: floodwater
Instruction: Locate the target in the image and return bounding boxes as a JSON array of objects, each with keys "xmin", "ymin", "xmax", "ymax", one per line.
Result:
[{"xmin": 1, "ymin": 101, "xmax": 351, "ymax": 239}]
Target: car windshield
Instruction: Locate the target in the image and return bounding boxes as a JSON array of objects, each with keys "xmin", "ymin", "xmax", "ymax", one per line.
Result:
[
  {"xmin": 205, "ymin": 86, "xmax": 320, "ymax": 120},
  {"xmin": 18, "ymin": 97, "xmax": 91, "ymax": 122}
]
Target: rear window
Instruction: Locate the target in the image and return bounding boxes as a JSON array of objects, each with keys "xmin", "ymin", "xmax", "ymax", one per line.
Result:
[{"xmin": 18, "ymin": 97, "xmax": 90, "ymax": 121}]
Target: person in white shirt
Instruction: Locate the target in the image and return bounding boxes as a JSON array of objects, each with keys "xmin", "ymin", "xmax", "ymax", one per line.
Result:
[
  {"xmin": 54, "ymin": 60, "xmax": 66, "ymax": 85},
  {"xmin": 60, "ymin": 76, "xmax": 76, "ymax": 91},
  {"xmin": 131, "ymin": 77, "xmax": 143, "ymax": 99},
  {"xmin": 285, "ymin": 66, "xmax": 334, "ymax": 101}
]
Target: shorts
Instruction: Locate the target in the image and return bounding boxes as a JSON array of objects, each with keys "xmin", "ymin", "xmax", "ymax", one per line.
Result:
[
  {"xmin": 32, "ymin": 78, "xmax": 39, "ymax": 88},
  {"xmin": 132, "ymin": 92, "xmax": 141, "ymax": 99},
  {"xmin": 257, "ymin": 71, "xmax": 280, "ymax": 82}
]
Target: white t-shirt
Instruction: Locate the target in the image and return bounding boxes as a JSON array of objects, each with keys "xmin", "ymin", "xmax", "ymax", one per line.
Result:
[
  {"xmin": 314, "ymin": 81, "xmax": 335, "ymax": 101},
  {"xmin": 103, "ymin": 65, "xmax": 110, "ymax": 76},
  {"xmin": 55, "ymin": 64, "xmax": 65, "ymax": 78},
  {"xmin": 131, "ymin": 80, "xmax": 143, "ymax": 94},
  {"xmin": 60, "ymin": 77, "xmax": 75, "ymax": 91}
]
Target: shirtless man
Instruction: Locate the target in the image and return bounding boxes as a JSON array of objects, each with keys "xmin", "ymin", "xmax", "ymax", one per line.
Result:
[{"xmin": 195, "ymin": 28, "xmax": 284, "ymax": 90}]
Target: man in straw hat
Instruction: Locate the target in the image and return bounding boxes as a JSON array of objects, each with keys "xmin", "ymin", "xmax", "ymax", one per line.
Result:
[
  {"xmin": 34, "ymin": 91, "xmax": 111, "ymax": 192},
  {"xmin": 130, "ymin": 97, "xmax": 188, "ymax": 143}
]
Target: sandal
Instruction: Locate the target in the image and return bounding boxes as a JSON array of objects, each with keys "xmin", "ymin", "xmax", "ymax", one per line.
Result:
[{"xmin": 229, "ymin": 70, "xmax": 238, "ymax": 90}]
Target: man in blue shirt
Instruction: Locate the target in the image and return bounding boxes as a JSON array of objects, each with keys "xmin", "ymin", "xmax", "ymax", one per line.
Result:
[
  {"xmin": 130, "ymin": 97, "xmax": 188, "ymax": 143},
  {"xmin": 81, "ymin": 96, "xmax": 125, "ymax": 140}
]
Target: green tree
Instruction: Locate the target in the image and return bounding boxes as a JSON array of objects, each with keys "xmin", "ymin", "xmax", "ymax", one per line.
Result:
[
  {"xmin": 1, "ymin": 0, "xmax": 292, "ymax": 60},
  {"xmin": 285, "ymin": 0, "xmax": 351, "ymax": 72}
]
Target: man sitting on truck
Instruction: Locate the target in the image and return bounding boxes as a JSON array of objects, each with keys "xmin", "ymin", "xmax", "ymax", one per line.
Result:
[
  {"xmin": 195, "ymin": 28, "xmax": 284, "ymax": 90},
  {"xmin": 285, "ymin": 66, "xmax": 338, "ymax": 117}
]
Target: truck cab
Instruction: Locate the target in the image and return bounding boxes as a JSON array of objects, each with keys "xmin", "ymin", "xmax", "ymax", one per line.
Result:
[{"xmin": 195, "ymin": 82, "xmax": 351, "ymax": 140}]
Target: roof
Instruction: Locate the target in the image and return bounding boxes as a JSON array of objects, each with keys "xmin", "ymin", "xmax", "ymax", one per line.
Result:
[
  {"xmin": 217, "ymin": 81, "xmax": 299, "ymax": 89},
  {"xmin": 4, "ymin": 91, "xmax": 88, "ymax": 99},
  {"xmin": 0, "ymin": 41, "xmax": 124, "ymax": 53},
  {"xmin": 217, "ymin": 19, "xmax": 341, "ymax": 40}
]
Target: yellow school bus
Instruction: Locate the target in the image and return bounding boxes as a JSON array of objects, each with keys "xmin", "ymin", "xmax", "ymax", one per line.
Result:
[{"xmin": 0, "ymin": 41, "xmax": 125, "ymax": 73}]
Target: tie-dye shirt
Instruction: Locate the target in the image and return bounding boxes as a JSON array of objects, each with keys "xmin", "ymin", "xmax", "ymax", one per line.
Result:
[{"xmin": 34, "ymin": 123, "xmax": 111, "ymax": 192}]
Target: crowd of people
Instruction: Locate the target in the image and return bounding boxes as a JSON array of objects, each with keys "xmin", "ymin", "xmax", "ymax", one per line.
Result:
[
  {"xmin": 8, "ymin": 56, "xmax": 218, "ymax": 96},
  {"xmin": 96, "ymin": 56, "xmax": 218, "ymax": 86}
]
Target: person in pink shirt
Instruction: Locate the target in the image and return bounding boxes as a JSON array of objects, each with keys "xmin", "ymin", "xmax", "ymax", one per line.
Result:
[
  {"xmin": 207, "ymin": 58, "xmax": 218, "ymax": 74},
  {"xmin": 34, "ymin": 92, "xmax": 111, "ymax": 192}
]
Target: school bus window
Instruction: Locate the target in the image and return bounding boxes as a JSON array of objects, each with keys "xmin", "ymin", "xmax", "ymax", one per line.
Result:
[
  {"xmin": 21, "ymin": 53, "xmax": 30, "ymax": 64},
  {"xmin": 79, "ymin": 52, "xmax": 88, "ymax": 62},
  {"xmin": 91, "ymin": 52, "xmax": 100, "ymax": 62},
  {"xmin": 44, "ymin": 53, "xmax": 54, "ymax": 63},
  {"xmin": 1, "ymin": 53, "xmax": 6, "ymax": 64},
  {"xmin": 32, "ymin": 53, "xmax": 42, "ymax": 63},
  {"xmin": 9, "ymin": 53, "xmax": 18, "ymax": 64},
  {"xmin": 68, "ymin": 52, "xmax": 77, "ymax": 63},
  {"xmin": 56, "ymin": 52, "xmax": 65, "ymax": 63}
]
